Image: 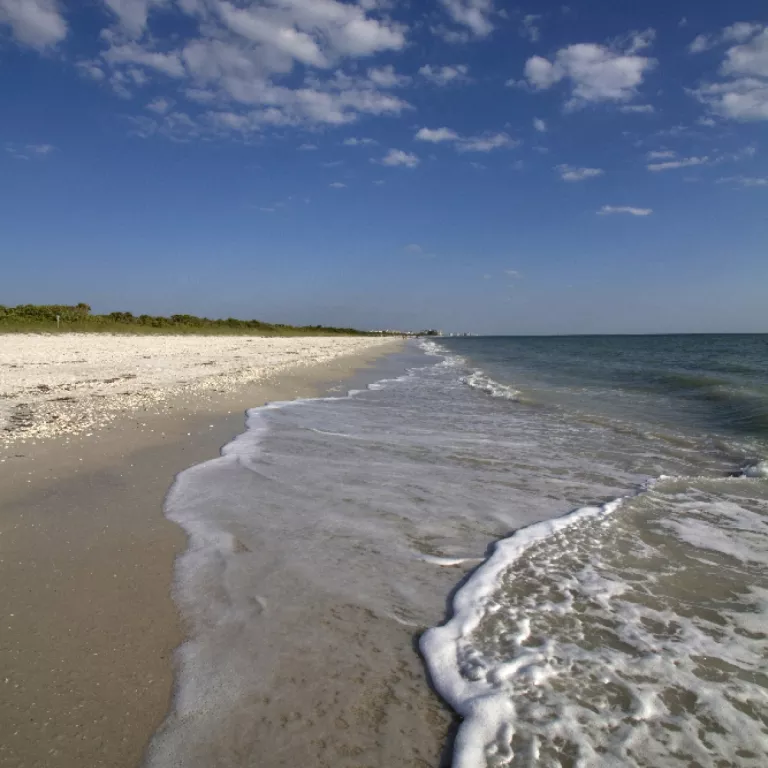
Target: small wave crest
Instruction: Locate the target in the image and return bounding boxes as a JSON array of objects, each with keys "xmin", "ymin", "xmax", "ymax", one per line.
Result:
[
  {"xmin": 743, "ymin": 459, "xmax": 768, "ymax": 478},
  {"xmin": 462, "ymin": 370, "xmax": 520, "ymax": 401}
]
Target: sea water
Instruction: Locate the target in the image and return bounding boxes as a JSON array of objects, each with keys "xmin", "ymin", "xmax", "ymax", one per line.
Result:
[{"xmin": 147, "ymin": 335, "xmax": 768, "ymax": 767}]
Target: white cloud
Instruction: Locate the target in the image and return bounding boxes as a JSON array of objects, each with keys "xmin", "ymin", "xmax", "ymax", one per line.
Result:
[
  {"xmin": 28, "ymin": 142, "xmax": 55, "ymax": 154},
  {"xmin": 343, "ymin": 137, "xmax": 376, "ymax": 146},
  {"xmin": 439, "ymin": 0, "xmax": 494, "ymax": 38},
  {"xmin": 329, "ymin": 181, "xmax": 346, "ymax": 188},
  {"xmin": 298, "ymin": 143, "xmax": 318, "ymax": 150},
  {"xmin": 689, "ymin": 22, "xmax": 764, "ymax": 54},
  {"xmin": 378, "ymin": 149, "xmax": 419, "ymax": 167},
  {"xmin": 688, "ymin": 35, "xmax": 711, "ymax": 54},
  {"xmin": 505, "ymin": 269, "xmax": 521, "ymax": 278},
  {"xmin": 520, "ymin": 14, "xmax": 541, "ymax": 43},
  {"xmin": 367, "ymin": 64, "xmax": 410, "ymax": 88},
  {"xmin": 373, "ymin": 179, "xmax": 385, "ymax": 185},
  {"xmin": 619, "ymin": 103, "xmax": 654, "ymax": 113},
  {"xmin": 103, "ymin": 41, "xmax": 185, "ymax": 77},
  {"xmin": 418, "ymin": 64, "xmax": 470, "ymax": 86},
  {"xmin": 533, "ymin": 117, "xmax": 547, "ymax": 132},
  {"xmin": 693, "ymin": 77, "xmax": 768, "ymax": 121},
  {"xmin": 697, "ymin": 116, "xmax": 716, "ymax": 126},
  {"xmin": 415, "ymin": 127, "xmax": 517, "ymax": 152},
  {"xmin": 646, "ymin": 150, "xmax": 675, "ymax": 160},
  {"xmin": 598, "ymin": 205, "xmax": 652, "ymax": 216},
  {"xmin": 691, "ymin": 24, "xmax": 768, "ymax": 121},
  {"xmin": 5, "ymin": 142, "xmax": 55, "ymax": 159},
  {"xmin": 146, "ymin": 96, "xmax": 171, "ymax": 113},
  {"xmin": 415, "ymin": 126, "xmax": 460, "ymax": 143},
  {"xmin": 524, "ymin": 30, "xmax": 656, "ymax": 109},
  {"xmin": 722, "ymin": 28, "xmax": 768, "ymax": 79},
  {"xmin": 556, "ymin": 164, "xmax": 603, "ymax": 181},
  {"xmin": 102, "ymin": 0, "xmax": 169, "ymax": 39},
  {"xmin": 90, "ymin": 0, "xmax": 412, "ymax": 138},
  {"xmin": 723, "ymin": 22, "xmax": 764, "ymax": 43},
  {"xmin": 0, "ymin": 0, "xmax": 67, "ymax": 49},
  {"xmin": 717, "ymin": 175, "xmax": 768, "ymax": 187},
  {"xmin": 404, "ymin": 243, "xmax": 423, "ymax": 253},
  {"xmin": 647, "ymin": 155, "xmax": 709, "ymax": 171},
  {"xmin": 76, "ymin": 60, "xmax": 106, "ymax": 81},
  {"xmin": 215, "ymin": 0, "xmax": 406, "ymax": 66},
  {"xmin": 458, "ymin": 132, "xmax": 516, "ymax": 152}
]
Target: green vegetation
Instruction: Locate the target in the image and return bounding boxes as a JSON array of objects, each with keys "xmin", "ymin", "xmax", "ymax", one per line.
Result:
[{"xmin": 0, "ymin": 303, "xmax": 383, "ymax": 336}]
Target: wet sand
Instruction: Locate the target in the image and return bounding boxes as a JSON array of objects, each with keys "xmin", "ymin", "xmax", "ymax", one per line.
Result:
[{"xmin": 0, "ymin": 341, "xmax": 455, "ymax": 768}]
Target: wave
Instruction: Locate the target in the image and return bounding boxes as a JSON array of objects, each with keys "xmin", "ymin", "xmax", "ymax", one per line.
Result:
[
  {"xmin": 419, "ymin": 494, "xmax": 631, "ymax": 768},
  {"xmin": 462, "ymin": 370, "xmax": 521, "ymax": 401},
  {"xmin": 743, "ymin": 459, "xmax": 768, "ymax": 478},
  {"xmin": 419, "ymin": 467, "xmax": 768, "ymax": 768}
]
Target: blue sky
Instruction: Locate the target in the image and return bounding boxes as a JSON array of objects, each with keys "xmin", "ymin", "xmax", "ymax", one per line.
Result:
[{"xmin": 2, "ymin": 0, "xmax": 767, "ymax": 334}]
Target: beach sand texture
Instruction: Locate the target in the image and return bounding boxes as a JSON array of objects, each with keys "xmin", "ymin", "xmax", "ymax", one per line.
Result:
[
  {"xmin": 0, "ymin": 334, "xmax": 395, "ymax": 447},
  {"xmin": 0, "ymin": 335, "xmax": 451, "ymax": 768}
]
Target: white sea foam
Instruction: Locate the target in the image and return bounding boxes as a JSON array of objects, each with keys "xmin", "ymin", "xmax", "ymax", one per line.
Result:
[
  {"xmin": 462, "ymin": 369, "xmax": 521, "ymax": 400},
  {"xmin": 418, "ymin": 554, "xmax": 485, "ymax": 567},
  {"xmin": 421, "ymin": 474, "xmax": 768, "ymax": 768},
  {"xmin": 744, "ymin": 459, "xmax": 768, "ymax": 478},
  {"xmin": 420, "ymin": 498, "xmax": 626, "ymax": 768}
]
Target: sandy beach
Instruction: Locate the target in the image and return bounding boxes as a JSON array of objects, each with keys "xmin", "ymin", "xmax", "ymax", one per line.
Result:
[{"xmin": 0, "ymin": 335, "xmax": 455, "ymax": 768}]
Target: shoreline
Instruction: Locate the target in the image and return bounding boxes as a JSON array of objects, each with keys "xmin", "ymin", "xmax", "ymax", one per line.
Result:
[{"xmin": 0, "ymin": 340, "xmax": 412, "ymax": 768}]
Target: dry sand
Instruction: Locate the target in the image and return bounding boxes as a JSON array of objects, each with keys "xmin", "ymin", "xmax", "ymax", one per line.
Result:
[
  {"xmin": 0, "ymin": 334, "xmax": 395, "ymax": 448},
  {"xmin": 0, "ymin": 336, "xmax": 453, "ymax": 768}
]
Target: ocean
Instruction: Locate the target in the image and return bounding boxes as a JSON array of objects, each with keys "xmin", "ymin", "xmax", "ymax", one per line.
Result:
[{"xmin": 146, "ymin": 335, "xmax": 768, "ymax": 767}]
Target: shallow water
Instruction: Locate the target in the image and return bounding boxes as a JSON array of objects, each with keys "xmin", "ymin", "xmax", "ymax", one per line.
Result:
[{"xmin": 148, "ymin": 336, "xmax": 768, "ymax": 767}]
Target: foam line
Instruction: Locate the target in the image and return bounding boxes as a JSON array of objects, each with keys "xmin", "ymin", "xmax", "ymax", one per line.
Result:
[{"xmin": 419, "ymin": 497, "xmax": 626, "ymax": 768}]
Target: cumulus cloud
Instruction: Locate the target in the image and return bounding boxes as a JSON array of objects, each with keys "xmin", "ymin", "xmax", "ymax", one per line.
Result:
[
  {"xmin": 647, "ymin": 155, "xmax": 709, "ymax": 171},
  {"xmin": 691, "ymin": 24, "xmax": 768, "ymax": 121},
  {"xmin": 88, "ymin": 0, "xmax": 412, "ymax": 136},
  {"xmin": 297, "ymin": 142, "xmax": 317, "ymax": 150},
  {"xmin": 598, "ymin": 205, "xmax": 652, "ymax": 216},
  {"xmin": 329, "ymin": 181, "xmax": 346, "ymax": 188},
  {"xmin": 523, "ymin": 29, "xmax": 656, "ymax": 109},
  {"xmin": 367, "ymin": 64, "xmax": 411, "ymax": 88},
  {"xmin": 438, "ymin": 0, "xmax": 494, "ymax": 39},
  {"xmin": 103, "ymin": 0, "xmax": 170, "ymax": 39},
  {"xmin": 556, "ymin": 164, "xmax": 603, "ymax": 181},
  {"xmin": 415, "ymin": 127, "xmax": 517, "ymax": 152},
  {"xmin": 533, "ymin": 117, "xmax": 547, "ymax": 132},
  {"xmin": 0, "ymin": 0, "xmax": 67, "ymax": 49},
  {"xmin": 378, "ymin": 149, "xmax": 419, "ymax": 167},
  {"xmin": 418, "ymin": 64, "xmax": 470, "ymax": 86},
  {"xmin": 103, "ymin": 41, "xmax": 185, "ymax": 77},
  {"xmin": 688, "ymin": 22, "xmax": 763, "ymax": 54},
  {"xmin": 146, "ymin": 96, "xmax": 172, "ymax": 113},
  {"xmin": 415, "ymin": 126, "xmax": 460, "ymax": 142},
  {"xmin": 404, "ymin": 243, "xmax": 423, "ymax": 253}
]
